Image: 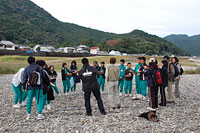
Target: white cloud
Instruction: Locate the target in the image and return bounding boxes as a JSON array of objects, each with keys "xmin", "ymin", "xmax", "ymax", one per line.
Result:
[{"xmin": 31, "ymin": 0, "xmax": 200, "ymax": 37}]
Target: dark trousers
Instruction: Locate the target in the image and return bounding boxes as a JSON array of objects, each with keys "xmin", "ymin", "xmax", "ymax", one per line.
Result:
[
  {"xmin": 84, "ymin": 89, "xmax": 105, "ymax": 114},
  {"xmin": 149, "ymin": 86, "xmax": 158, "ymax": 109},
  {"xmin": 160, "ymin": 86, "xmax": 166, "ymax": 106}
]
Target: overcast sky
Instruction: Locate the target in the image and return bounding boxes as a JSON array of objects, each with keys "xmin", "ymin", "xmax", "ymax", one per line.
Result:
[{"xmin": 31, "ymin": 0, "xmax": 200, "ymax": 37}]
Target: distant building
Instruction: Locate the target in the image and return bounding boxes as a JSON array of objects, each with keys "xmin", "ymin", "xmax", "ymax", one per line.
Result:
[
  {"xmin": 109, "ymin": 50, "xmax": 121, "ymax": 56},
  {"xmin": 17, "ymin": 45, "xmax": 32, "ymax": 51},
  {"xmin": 55, "ymin": 47, "xmax": 64, "ymax": 53},
  {"xmin": 63, "ymin": 47, "xmax": 75, "ymax": 53},
  {"xmin": 0, "ymin": 40, "xmax": 18, "ymax": 50},
  {"xmin": 33, "ymin": 45, "xmax": 55, "ymax": 52},
  {"xmin": 76, "ymin": 45, "xmax": 89, "ymax": 53},
  {"xmin": 90, "ymin": 46, "xmax": 100, "ymax": 54}
]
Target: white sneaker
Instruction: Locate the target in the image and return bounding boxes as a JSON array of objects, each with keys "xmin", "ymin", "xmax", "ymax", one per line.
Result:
[
  {"xmin": 147, "ymin": 107, "xmax": 156, "ymax": 111},
  {"xmin": 129, "ymin": 94, "xmax": 132, "ymax": 97},
  {"xmin": 125, "ymin": 94, "xmax": 128, "ymax": 97},
  {"xmin": 26, "ymin": 114, "xmax": 31, "ymax": 120},
  {"xmin": 21, "ymin": 101, "xmax": 26, "ymax": 107},
  {"xmin": 38, "ymin": 114, "xmax": 44, "ymax": 120},
  {"xmin": 47, "ymin": 104, "xmax": 51, "ymax": 110},
  {"xmin": 13, "ymin": 104, "xmax": 21, "ymax": 108},
  {"xmin": 119, "ymin": 93, "xmax": 122, "ymax": 96},
  {"xmin": 142, "ymin": 96, "xmax": 147, "ymax": 101},
  {"xmin": 138, "ymin": 94, "xmax": 143, "ymax": 99}
]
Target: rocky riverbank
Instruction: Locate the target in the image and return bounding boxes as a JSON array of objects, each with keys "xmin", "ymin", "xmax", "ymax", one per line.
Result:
[{"xmin": 0, "ymin": 74, "xmax": 200, "ymax": 132}]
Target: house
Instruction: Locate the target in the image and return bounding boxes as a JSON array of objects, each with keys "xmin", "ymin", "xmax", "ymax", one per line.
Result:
[
  {"xmin": 90, "ymin": 46, "xmax": 100, "ymax": 54},
  {"xmin": 109, "ymin": 50, "xmax": 121, "ymax": 56},
  {"xmin": 0, "ymin": 40, "xmax": 18, "ymax": 50},
  {"xmin": 33, "ymin": 45, "xmax": 55, "ymax": 52},
  {"xmin": 63, "ymin": 47, "xmax": 75, "ymax": 53},
  {"xmin": 76, "ymin": 45, "xmax": 89, "ymax": 53},
  {"xmin": 17, "ymin": 45, "xmax": 32, "ymax": 51},
  {"xmin": 55, "ymin": 47, "xmax": 64, "ymax": 53}
]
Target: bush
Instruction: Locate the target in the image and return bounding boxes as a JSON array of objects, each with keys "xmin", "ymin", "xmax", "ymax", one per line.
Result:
[{"xmin": 184, "ymin": 67, "xmax": 200, "ymax": 74}]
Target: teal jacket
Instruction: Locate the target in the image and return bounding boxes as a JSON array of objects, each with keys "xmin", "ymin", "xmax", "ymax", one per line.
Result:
[
  {"xmin": 118, "ymin": 65, "xmax": 126, "ymax": 78},
  {"xmin": 134, "ymin": 63, "xmax": 141, "ymax": 75}
]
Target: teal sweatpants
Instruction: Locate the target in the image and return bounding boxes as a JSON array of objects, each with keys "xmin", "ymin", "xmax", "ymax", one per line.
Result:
[
  {"xmin": 118, "ymin": 78, "xmax": 125, "ymax": 93},
  {"xmin": 52, "ymin": 82, "xmax": 59, "ymax": 94},
  {"xmin": 62, "ymin": 79, "xmax": 70, "ymax": 93},
  {"xmin": 98, "ymin": 77, "xmax": 105, "ymax": 92},
  {"xmin": 12, "ymin": 83, "xmax": 23, "ymax": 104},
  {"xmin": 43, "ymin": 93, "xmax": 50, "ymax": 109},
  {"xmin": 140, "ymin": 80, "xmax": 147, "ymax": 96},
  {"xmin": 27, "ymin": 89, "xmax": 43, "ymax": 114},
  {"xmin": 135, "ymin": 75, "xmax": 140, "ymax": 94},
  {"xmin": 124, "ymin": 80, "xmax": 132, "ymax": 94},
  {"xmin": 71, "ymin": 77, "xmax": 77, "ymax": 92}
]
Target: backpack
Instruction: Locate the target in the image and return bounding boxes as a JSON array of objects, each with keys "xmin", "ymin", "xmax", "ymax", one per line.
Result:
[
  {"xmin": 173, "ymin": 64, "xmax": 180, "ymax": 77},
  {"xmin": 152, "ymin": 70, "xmax": 162, "ymax": 86},
  {"xmin": 178, "ymin": 63, "xmax": 184, "ymax": 75},
  {"xmin": 28, "ymin": 65, "xmax": 41, "ymax": 86}
]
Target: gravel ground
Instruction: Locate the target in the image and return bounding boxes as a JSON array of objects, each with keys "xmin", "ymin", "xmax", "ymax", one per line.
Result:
[{"xmin": 0, "ymin": 73, "xmax": 200, "ymax": 133}]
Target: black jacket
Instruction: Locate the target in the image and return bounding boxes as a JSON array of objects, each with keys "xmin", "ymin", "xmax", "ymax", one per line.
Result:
[
  {"xmin": 144, "ymin": 64, "xmax": 158, "ymax": 87},
  {"xmin": 70, "ymin": 66, "xmax": 78, "ymax": 76},
  {"xmin": 97, "ymin": 66, "xmax": 106, "ymax": 79},
  {"xmin": 43, "ymin": 69, "xmax": 50, "ymax": 94},
  {"xmin": 124, "ymin": 68, "xmax": 133, "ymax": 81},
  {"xmin": 79, "ymin": 64, "xmax": 99, "ymax": 92},
  {"xmin": 48, "ymin": 70, "xmax": 57, "ymax": 82},
  {"xmin": 61, "ymin": 68, "xmax": 66, "ymax": 80},
  {"xmin": 160, "ymin": 67, "xmax": 168, "ymax": 87}
]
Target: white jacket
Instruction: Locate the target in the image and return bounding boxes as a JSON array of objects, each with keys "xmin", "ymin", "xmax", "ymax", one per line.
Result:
[{"xmin": 12, "ymin": 68, "xmax": 25, "ymax": 87}]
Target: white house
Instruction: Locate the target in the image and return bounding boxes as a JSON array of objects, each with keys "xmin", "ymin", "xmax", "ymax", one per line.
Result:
[
  {"xmin": 17, "ymin": 45, "xmax": 32, "ymax": 51},
  {"xmin": 33, "ymin": 45, "xmax": 55, "ymax": 52},
  {"xmin": 55, "ymin": 47, "xmax": 64, "ymax": 53},
  {"xmin": 0, "ymin": 40, "xmax": 18, "ymax": 50},
  {"xmin": 63, "ymin": 47, "xmax": 75, "ymax": 53},
  {"xmin": 76, "ymin": 45, "xmax": 89, "ymax": 53},
  {"xmin": 90, "ymin": 46, "xmax": 100, "ymax": 54},
  {"xmin": 109, "ymin": 50, "xmax": 121, "ymax": 56}
]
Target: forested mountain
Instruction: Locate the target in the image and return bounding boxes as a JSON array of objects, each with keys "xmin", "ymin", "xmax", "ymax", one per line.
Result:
[
  {"xmin": 164, "ymin": 34, "xmax": 200, "ymax": 56},
  {"xmin": 0, "ymin": 0, "xmax": 187, "ymax": 55}
]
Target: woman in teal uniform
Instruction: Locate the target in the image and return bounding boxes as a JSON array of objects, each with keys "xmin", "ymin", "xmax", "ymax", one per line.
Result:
[
  {"xmin": 118, "ymin": 59, "xmax": 126, "ymax": 96},
  {"xmin": 98, "ymin": 62, "xmax": 106, "ymax": 92},
  {"xmin": 70, "ymin": 60, "xmax": 78, "ymax": 92},
  {"xmin": 138, "ymin": 57, "xmax": 148, "ymax": 99},
  {"xmin": 61, "ymin": 63, "xmax": 72, "ymax": 94}
]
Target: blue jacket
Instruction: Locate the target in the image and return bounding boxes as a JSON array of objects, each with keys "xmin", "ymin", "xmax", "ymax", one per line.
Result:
[
  {"xmin": 144, "ymin": 64, "xmax": 158, "ymax": 87},
  {"xmin": 22, "ymin": 63, "xmax": 43, "ymax": 90}
]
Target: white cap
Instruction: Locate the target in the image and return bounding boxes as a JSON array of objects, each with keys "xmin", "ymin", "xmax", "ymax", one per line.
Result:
[{"xmin": 149, "ymin": 58, "xmax": 156, "ymax": 63}]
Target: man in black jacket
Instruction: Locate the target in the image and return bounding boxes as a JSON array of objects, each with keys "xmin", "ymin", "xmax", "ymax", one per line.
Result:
[{"xmin": 79, "ymin": 58, "xmax": 106, "ymax": 116}]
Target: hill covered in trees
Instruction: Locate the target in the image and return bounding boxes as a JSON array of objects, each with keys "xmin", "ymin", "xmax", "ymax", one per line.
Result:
[
  {"xmin": 164, "ymin": 34, "xmax": 200, "ymax": 56},
  {"xmin": 0, "ymin": 0, "xmax": 187, "ymax": 55}
]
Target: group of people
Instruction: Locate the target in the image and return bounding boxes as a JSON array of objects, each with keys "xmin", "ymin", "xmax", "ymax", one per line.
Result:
[{"xmin": 11, "ymin": 55, "xmax": 183, "ymax": 119}]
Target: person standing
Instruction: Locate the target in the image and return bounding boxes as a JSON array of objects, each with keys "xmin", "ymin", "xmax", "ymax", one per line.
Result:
[
  {"xmin": 70, "ymin": 60, "xmax": 78, "ymax": 92},
  {"xmin": 12, "ymin": 68, "xmax": 26, "ymax": 108},
  {"xmin": 98, "ymin": 62, "xmax": 106, "ymax": 92},
  {"xmin": 144, "ymin": 58, "xmax": 159, "ymax": 111},
  {"xmin": 93, "ymin": 61, "xmax": 99, "ymax": 70},
  {"xmin": 22, "ymin": 56, "xmax": 44, "ymax": 120},
  {"xmin": 49, "ymin": 65, "xmax": 59, "ymax": 94},
  {"xmin": 61, "ymin": 63, "xmax": 72, "ymax": 94},
  {"xmin": 124, "ymin": 63, "xmax": 134, "ymax": 96},
  {"xmin": 172, "ymin": 57, "xmax": 181, "ymax": 98},
  {"xmin": 79, "ymin": 58, "xmax": 106, "ymax": 116},
  {"xmin": 159, "ymin": 60, "xmax": 168, "ymax": 106},
  {"xmin": 138, "ymin": 57, "xmax": 148, "ymax": 99},
  {"xmin": 118, "ymin": 59, "xmax": 126, "ymax": 96},
  {"xmin": 37, "ymin": 60, "xmax": 51, "ymax": 110},
  {"xmin": 163, "ymin": 56, "xmax": 175, "ymax": 103},
  {"xmin": 107, "ymin": 58, "xmax": 120, "ymax": 109},
  {"xmin": 132, "ymin": 57, "xmax": 142, "ymax": 98}
]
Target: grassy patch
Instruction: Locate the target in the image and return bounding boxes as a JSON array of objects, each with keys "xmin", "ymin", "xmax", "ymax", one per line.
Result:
[{"xmin": 184, "ymin": 67, "xmax": 200, "ymax": 74}]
